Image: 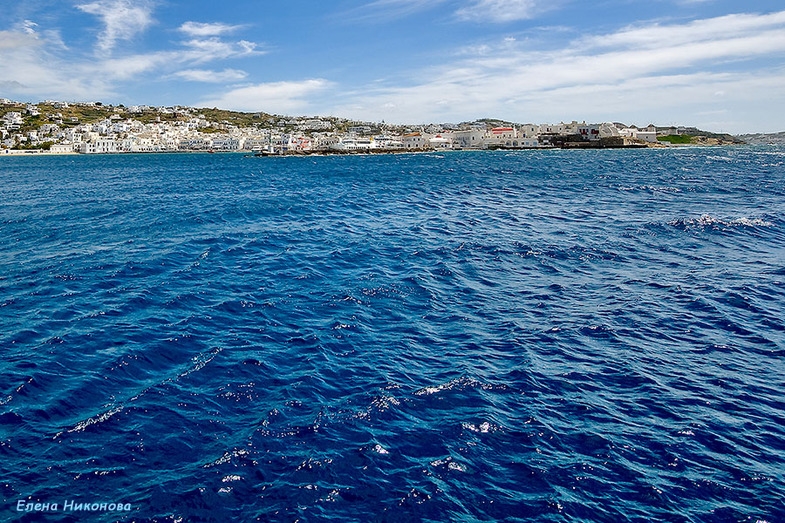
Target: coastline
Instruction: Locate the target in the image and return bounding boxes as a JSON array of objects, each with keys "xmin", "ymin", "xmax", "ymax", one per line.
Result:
[
  {"xmin": 1, "ymin": 148, "xmax": 79, "ymax": 156},
  {"xmin": 1, "ymin": 141, "xmax": 746, "ymax": 159},
  {"xmin": 2, "ymin": 100, "xmax": 748, "ymax": 157}
]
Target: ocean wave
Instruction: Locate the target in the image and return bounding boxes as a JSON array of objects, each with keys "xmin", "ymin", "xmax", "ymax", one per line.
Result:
[
  {"xmin": 2, "ymin": 150, "xmax": 784, "ymax": 522},
  {"xmin": 668, "ymin": 214, "xmax": 775, "ymax": 229}
]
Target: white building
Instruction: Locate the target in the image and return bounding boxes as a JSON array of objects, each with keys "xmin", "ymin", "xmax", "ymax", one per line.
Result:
[
  {"xmin": 179, "ymin": 138, "xmax": 211, "ymax": 150},
  {"xmin": 484, "ymin": 127, "xmax": 524, "ymax": 148},
  {"xmin": 401, "ymin": 132, "xmax": 431, "ymax": 150},
  {"xmin": 577, "ymin": 124, "xmax": 601, "ymax": 141},
  {"xmin": 539, "ymin": 123, "xmax": 566, "ymax": 135},
  {"xmin": 619, "ymin": 125, "xmax": 658, "ymax": 143},
  {"xmin": 281, "ymin": 134, "xmax": 312, "ymax": 153},
  {"xmin": 210, "ymin": 135, "xmax": 242, "ymax": 151},
  {"xmin": 452, "ymin": 129, "xmax": 486, "ymax": 149},
  {"xmin": 3, "ymin": 112, "xmax": 23, "ymax": 129},
  {"xmin": 599, "ymin": 123, "xmax": 621, "ymax": 138},
  {"xmin": 519, "ymin": 124, "xmax": 539, "ymax": 138},
  {"xmin": 300, "ymin": 119, "xmax": 332, "ymax": 131},
  {"xmin": 50, "ymin": 143, "xmax": 76, "ymax": 154},
  {"xmin": 374, "ymin": 136, "xmax": 404, "ymax": 150},
  {"xmin": 79, "ymin": 138, "xmax": 117, "ymax": 154},
  {"xmin": 429, "ymin": 133, "xmax": 454, "ymax": 150}
]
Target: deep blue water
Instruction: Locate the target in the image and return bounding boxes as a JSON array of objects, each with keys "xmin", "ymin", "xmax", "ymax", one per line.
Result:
[{"xmin": 1, "ymin": 148, "xmax": 784, "ymax": 522}]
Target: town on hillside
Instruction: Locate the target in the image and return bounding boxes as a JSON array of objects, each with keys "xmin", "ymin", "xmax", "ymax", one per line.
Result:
[{"xmin": 0, "ymin": 98, "xmax": 744, "ymax": 156}]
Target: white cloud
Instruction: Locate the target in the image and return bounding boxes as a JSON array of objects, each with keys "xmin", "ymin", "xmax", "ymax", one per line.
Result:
[
  {"xmin": 22, "ymin": 20, "xmax": 38, "ymax": 35},
  {"xmin": 0, "ymin": 28, "xmax": 114, "ymax": 100},
  {"xmin": 342, "ymin": 0, "xmax": 545, "ymax": 23},
  {"xmin": 339, "ymin": 0, "xmax": 447, "ymax": 22},
  {"xmin": 455, "ymin": 0, "xmax": 540, "ymax": 22},
  {"xmin": 179, "ymin": 37, "xmax": 262, "ymax": 63},
  {"xmin": 0, "ymin": 30, "xmax": 40, "ymax": 50},
  {"xmin": 173, "ymin": 68, "xmax": 248, "ymax": 82},
  {"xmin": 179, "ymin": 21, "xmax": 245, "ymax": 37},
  {"xmin": 95, "ymin": 52, "xmax": 173, "ymax": 79},
  {"xmin": 77, "ymin": 0, "xmax": 154, "ymax": 54},
  {"xmin": 581, "ymin": 10, "xmax": 785, "ymax": 50},
  {"xmin": 198, "ymin": 79, "xmax": 333, "ymax": 114},
  {"xmin": 0, "ymin": 6, "xmax": 262, "ymax": 101},
  {"xmin": 326, "ymin": 10, "xmax": 785, "ymax": 132}
]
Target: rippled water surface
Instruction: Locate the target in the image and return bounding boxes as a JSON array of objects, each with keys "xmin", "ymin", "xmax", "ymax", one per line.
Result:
[{"xmin": 1, "ymin": 148, "xmax": 784, "ymax": 522}]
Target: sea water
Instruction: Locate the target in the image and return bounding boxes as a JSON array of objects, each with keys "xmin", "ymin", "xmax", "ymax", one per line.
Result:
[{"xmin": 1, "ymin": 148, "xmax": 784, "ymax": 522}]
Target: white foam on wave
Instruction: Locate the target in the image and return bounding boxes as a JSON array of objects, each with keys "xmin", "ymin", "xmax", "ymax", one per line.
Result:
[
  {"xmin": 462, "ymin": 421, "xmax": 499, "ymax": 433},
  {"xmin": 430, "ymin": 456, "xmax": 467, "ymax": 472},
  {"xmin": 669, "ymin": 214, "xmax": 775, "ymax": 229},
  {"xmin": 55, "ymin": 406, "xmax": 124, "ymax": 438},
  {"xmin": 730, "ymin": 217, "xmax": 775, "ymax": 227},
  {"xmin": 618, "ymin": 185, "xmax": 681, "ymax": 193}
]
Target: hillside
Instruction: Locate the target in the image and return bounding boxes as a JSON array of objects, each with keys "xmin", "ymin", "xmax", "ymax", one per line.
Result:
[{"xmin": 736, "ymin": 131, "xmax": 785, "ymax": 145}]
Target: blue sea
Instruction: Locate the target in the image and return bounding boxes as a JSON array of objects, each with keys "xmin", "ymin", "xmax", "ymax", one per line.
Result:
[{"xmin": 1, "ymin": 148, "xmax": 784, "ymax": 522}]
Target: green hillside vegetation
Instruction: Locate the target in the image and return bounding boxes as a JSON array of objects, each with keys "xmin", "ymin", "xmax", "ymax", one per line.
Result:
[
  {"xmin": 657, "ymin": 131, "xmax": 744, "ymax": 145},
  {"xmin": 38, "ymin": 103, "xmax": 116, "ymax": 124},
  {"xmin": 658, "ymin": 134, "xmax": 693, "ymax": 144},
  {"xmin": 1, "ymin": 103, "xmax": 276, "ymax": 129},
  {"xmin": 475, "ymin": 118, "xmax": 515, "ymax": 128},
  {"xmin": 194, "ymin": 107, "xmax": 274, "ymax": 128}
]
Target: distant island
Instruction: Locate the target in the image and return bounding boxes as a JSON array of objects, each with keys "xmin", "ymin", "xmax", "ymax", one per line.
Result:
[
  {"xmin": 0, "ymin": 97, "xmax": 759, "ymax": 156},
  {"xmin": 736, "ymin": 131, "xmax": 785, "ymax": 145}
]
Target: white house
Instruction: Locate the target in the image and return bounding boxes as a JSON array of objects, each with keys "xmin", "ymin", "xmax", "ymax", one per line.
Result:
[
  {"xmin": 539, "ymin": 123, "xmax": 566, "ymax": 135},
  {"xmin": 577, "ymin": 124, "xmax": 601, "ymax": 141},
  {"xmin": 50, "ymin": 143, "xmax": 76, "ymax": 154},
  {"xmin": 429, "ymin": 133, "xmax": 454, "ymax": 150},
  {"xmin": 79, "ymin": 138, "xmax": 117, "ymax": 154},
  {"xmin": 619, "ymin": 125, "xmax": 658, "ymax": 143},
  {"xmin": 451, "ymin": 129, "xmax": 486, "ymax": 149},
  {"xmin": 484, "ymin": 127, "xmax": 523, "ymax": 148},
  {"xmin": 210, "ymin": 135, "xmax": 242, "ymax": 151},
  {"xmin": 374, "ymin": 136, "xmax": 404, "ymax": 150},
  {"xmin": 401, "ymin": 132, "xmax": 431, "ymax": 150},
  {"xmin": 3, "ymin": 112, "xmax": 23, "ymax": 129},
  {"xmin": 518, "ymin": 124, "xmax": 539, "ymax": 138}
]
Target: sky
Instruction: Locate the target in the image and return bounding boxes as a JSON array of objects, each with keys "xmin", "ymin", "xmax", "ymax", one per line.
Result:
[{"xmin": 1, "ymin": 0, "xmax": 785, "ymax": 133}]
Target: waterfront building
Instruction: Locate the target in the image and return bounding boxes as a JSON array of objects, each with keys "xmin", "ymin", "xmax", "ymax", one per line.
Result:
[
  {"xmin": 539, "ymin": 123, "xmax": 566, "ymax": 135},
  {"xmin": 401, "ymin": 132, "xmax": 431, "ymax": 150},
  {"xmin": 452, "ymin": 129, "xmax": 486, "ymax": 149},
  {"xmin": 79, "ymin": 138, "xmax": 117, "ymax": 154},
  {"xmin": 375, "ymin": 135, "xmax": 404, "ymax": 150},
  {"xmin": 429, "ymin": 134, "xmax": 454, "ymax": 150},
  {"xmin": 49, "ymin": 143, "xmax": 76, "ymax": 154},
  {"xmin": 209, "ymin": 135, "xmax": 242, "ymax": 151},
  {"xmin": 484, "ymin": 127, "xmax": 522, "ymax": 148},
  {"xmin": 577, "ymin": 124, "xmax": 601, "ymax": 141},
  {"xmin": 619, "ymin": 125, "xmax": 658, "ymax": 143},
  {"xmin": 519, "ymin": 124, "xmax": 539, "ymax": 138}
]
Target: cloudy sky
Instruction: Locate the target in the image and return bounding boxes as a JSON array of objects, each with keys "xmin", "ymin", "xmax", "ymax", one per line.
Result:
[{"xmin": 1, "ymin": 0, "xmax": 784, "ymax": 132}]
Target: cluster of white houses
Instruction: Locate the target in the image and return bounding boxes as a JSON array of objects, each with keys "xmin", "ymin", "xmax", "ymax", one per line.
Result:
[{"xmin": 1, "ymin": 100, "xmax": 667, "ymax": 155}]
